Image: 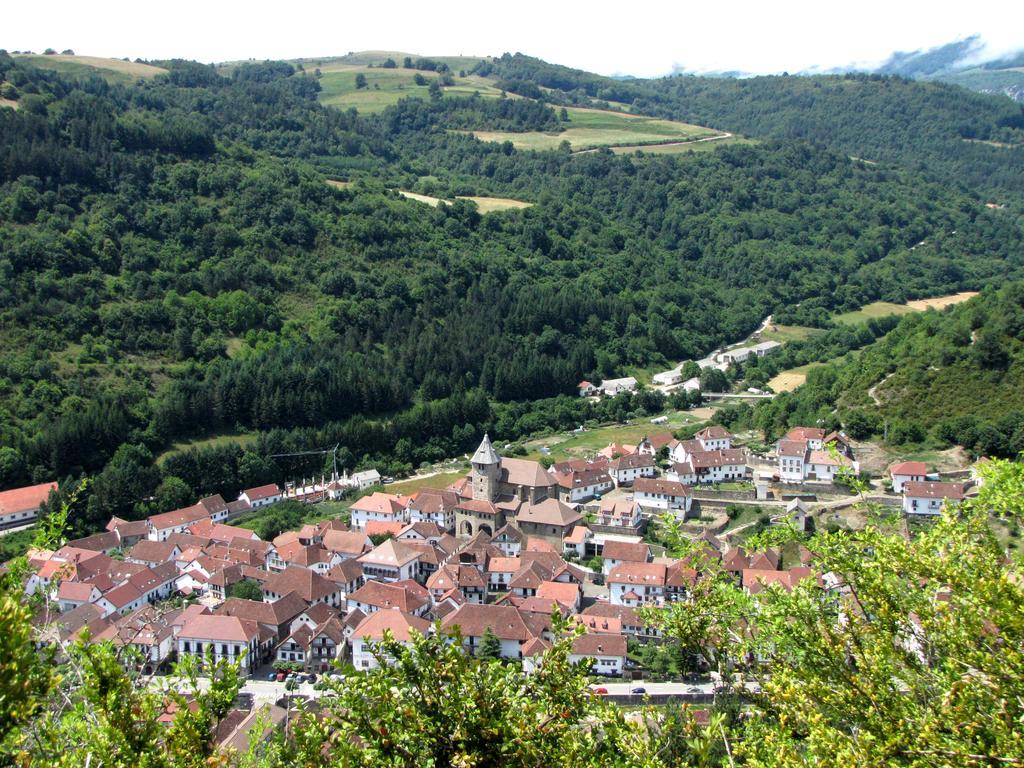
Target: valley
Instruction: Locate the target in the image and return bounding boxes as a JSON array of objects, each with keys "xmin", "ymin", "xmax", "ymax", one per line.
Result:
[{"xmin": 1, "ymin": 38, "xmax": 1024, "ymax": 768}]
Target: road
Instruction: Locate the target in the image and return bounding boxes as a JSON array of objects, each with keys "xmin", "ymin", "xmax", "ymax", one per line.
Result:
[{"xmin": 154, "ymin": 675, "xmax": 755, "ymax": 707}]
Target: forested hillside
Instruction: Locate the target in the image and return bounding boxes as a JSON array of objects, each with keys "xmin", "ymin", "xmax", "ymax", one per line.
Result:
[
  {"xmin": 485, "ymin": 53, "xmax": 1024, "ymax": 198},
  {"xmin": 2, "ymin": 50, "xmax": 1024, "ymax": 535},
  {"xmin": 750, "ymin": 285, "xmax": 1024, "ymax": 457}
]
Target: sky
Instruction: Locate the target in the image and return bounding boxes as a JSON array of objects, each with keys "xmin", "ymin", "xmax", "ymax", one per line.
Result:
[{"xmin": 4, "ymin": 0, "xmax": 1024, "ymax": 77}]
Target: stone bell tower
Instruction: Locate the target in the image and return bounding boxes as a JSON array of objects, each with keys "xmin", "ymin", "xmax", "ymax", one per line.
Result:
[{"xmin": 471, "ymin": 434, "xmax": 501, "ymax": 502}]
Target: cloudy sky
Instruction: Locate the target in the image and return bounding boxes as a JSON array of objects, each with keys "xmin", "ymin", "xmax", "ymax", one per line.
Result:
[{"xmin": 5, "ymin": 0, "xmax": 1024, "ymax": 77}]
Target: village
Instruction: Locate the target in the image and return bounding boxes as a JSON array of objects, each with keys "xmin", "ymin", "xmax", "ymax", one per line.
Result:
[{"xmin": 4, "ymin": 402, "xmax": 982, "ymax": 725}]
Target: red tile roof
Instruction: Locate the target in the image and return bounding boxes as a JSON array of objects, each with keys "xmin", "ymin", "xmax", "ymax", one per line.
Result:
[{"xmin": 0, "ymin": 481, "xmax": 57, "ymax": 515}]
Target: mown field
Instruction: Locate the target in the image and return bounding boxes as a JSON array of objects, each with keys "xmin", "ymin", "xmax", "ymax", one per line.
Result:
[
  {"xmin": 470, "ymin": 106, "xmax": 723, "ymax": 152},
  {"xmin": 834, "ymin": 292, "xmax": 979, "ymax": 324},
  {"xmin": 395, "ymin": 189, "xmax": 532, "ymax": 212},
  {"xmin": 522, "ymin": 409, "xmax": 710, "ymax": 461},
  {"xmin": 316, "ymin": 65, "xmax": 504, "ymax": 112},
  {"xmin": 13, "ymin": 54, "xmax": 166, "ymax": 83}
]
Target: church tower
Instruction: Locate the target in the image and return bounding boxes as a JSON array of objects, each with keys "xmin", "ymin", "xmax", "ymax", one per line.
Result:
[{"xmin": 471, "ymin": 434, "xmax": 501, "ymax": 502}]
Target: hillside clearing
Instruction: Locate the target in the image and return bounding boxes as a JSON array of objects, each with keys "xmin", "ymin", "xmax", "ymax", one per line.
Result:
[
  {"xmin": 456, "ymin": 196, "xmax": 532, "ymax": 212},
  {"xmin": 325, "ymin": 179, "xmax": 354, "ymax": 189},
  {"xmin": 317, "ymin": 66, "xmax": 504, "ymax": 112},
  {"xmin": 470, "ymin": 106, "xmax": 720, "ymax": 152},
  {"xmin": 906, "ymin": 291, "xmax": 978, "ymax": 310},
  {"xmin": 396, "ymin": 190, "xmax": 531, "ymax": 212},
  {"xmin": 522, "ymin": 410, "xmax": 708, "ymax": 461},
  {"xmin": 768, "ymin": 369, "xmax": 809, "ymax": 393},
  {"xmin": 398, "ymin": 190, "xmax": 447, "ymax": 206},
  {"xmin": 157, "ymin": 432, "xmax": 258, "ymax": 464},
  {"xmin": 13, "ymin": 54, "xmax": 166, "ymax": 81},
  {"xmin": 0, "ymin": 98, "xmax": 18, "ymax": 110},
  {"xmin": 835, "ymin": 291, "xmax": 980, "ymax": 324}
]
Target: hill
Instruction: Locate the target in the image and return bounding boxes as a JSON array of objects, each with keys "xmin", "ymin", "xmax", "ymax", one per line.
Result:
[
  {"xmin": 483, "ymin": 53, "xmax": 1024, "ymax": 199},
  {"xmin": 11, "ymin": 53, "xmax": 166, "ymax": 83},
  {"xmin": 750, "ymin": 285, "xmax": 1024, "ymax": 458}
]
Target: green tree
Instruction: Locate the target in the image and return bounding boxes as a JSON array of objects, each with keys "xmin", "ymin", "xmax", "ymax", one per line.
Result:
[
  {"xmin": 153, "ymin": 475, "xmax": 193, "ymax": 512},
  {"xmin": 227, "ymin": 578, "xmax": 264, "ymax": 601},
  {"xmin": 478, "ymin": 626, "xmax": 502, "ymax": 660},
  {"xmin": 354, "ymin": 73, "xmax": 367, "ymax": 89}
]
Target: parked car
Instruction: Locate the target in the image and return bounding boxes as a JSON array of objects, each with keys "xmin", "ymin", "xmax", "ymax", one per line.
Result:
[
  {"xmin": 630, "ymin": 687, "xmax": 647, "ymax": 695},
  {"xmin": 267, "ymin": 673, "xmax": 277, "ymax": 681},
  {"xmin": 688, "ymin": 687, "xmax": 702, "ymax": 694},
  {"xmin": 590, "ymin": 686, "xmax": 609, "ymax": 695},
  {"xmin": 276, "ymin": 672, "xmax": 286, "ymax": 682},
  {"xmin": 306, "ymin": 673, "xmax": 318, "ymax": 683}
]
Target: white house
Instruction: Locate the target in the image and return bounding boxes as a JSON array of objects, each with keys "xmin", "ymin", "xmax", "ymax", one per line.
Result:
[
  {"xmin": 177, "ymin": 614, "xmax": 262, "ymax": 674},
  {"xmin": 694, "ymin": 426, "xmax": 732, "ymax": 451},
  {"xmin": 600, "ymin": 539, "xmax": 651, "ymax": 576},
  {"xmin": 350, "ymin": 610, "xmax": 430, "ymax": 670},
  {"xmin": 349, "ymin": 492, "xmax": 409, "ymax": 531},
  {"xmin": 632, "ymin": 478, "xmax": 692, "ymax": 514},
  {"xmin": 440, "ymin": 604, "xmax": 536, "ymax": 660},
  {"xmin": 351, "ymin": 470, "xmax": 382, "ymax": 490},
  {"xmin": 903, "ymin": 481, "xmax": 965, "ymax": 516},
  {"xmin": 577, "ymin": 380, "xmax": 600, "ymax": 397},
  {"xmin": 599, "ymin": 377, "xmax": 638, "ymax": 396},
  {"xmin": 607, "ymin": 562, "xmax": 666, "ymax": 606},
  {"xmin": 806, "ymin": 450, "xmax": 859, "ymax": 482},
  {"xmin": 238, "ymin": 484, "xmax": 282, "ymax": 509},
  {"xmin": 147, "ymin": 504, "xmax": 211, "ymax": 541},
  {"xmin": 550, "ymin": 466, "xmax": 614, "ymax": 503},
  {"xmin": 652, "ymin": 368, "xmax": 683, "ymax": 386},
  {"xmin": 357, "ymin": 539, "xmax": 422, "ymax": 583},
  {"xmin": 668, "ymin": 449, "xmax": 747, "ymax": 485},
  {"xmin": 608, "ymin": 454, "xmax": 656, "ymax": 486},
  {"xmin": 569, "ymin": 632, "xmax": 628, "ymax": 676},
  {"xmin": 889, "ymin": 461, "xmax": 930, "ymax": 494},
  {"xmin": 0, "ymin": 481, "xmax": 57, "ymax": 529},
  {"xmin": 776, "ymin": 440, "xmax": 808, "ymax": 483}
]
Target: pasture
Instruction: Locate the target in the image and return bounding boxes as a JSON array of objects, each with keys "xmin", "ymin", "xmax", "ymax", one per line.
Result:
[
  {"xmin": 456, "ymin": 196, "xmax": 532, "ymax": 213},
  {"xmin": 317, "ymin": 65, "xmax": 504, "ymax": 112},
  {"xmin": 470, "ymin": 106, "xmax": 721, "ymax": 152},
  {"xmin": 395, "ymin": 190, "xmax": 532, "ymax": 213},
  {"xmin": 522, "ymin": 410, "xmax": 707, "ymax": 461},
  {"xmin": 13, "ymin": 55, "xmax": 166, "ymax": 83},
  {"xmin": 834, "ymin": 292, "xmax": 980, "ymax": 324},
  {"xmin": 768, "ymin": 366, "xmax": 814, "ymax": 393}
]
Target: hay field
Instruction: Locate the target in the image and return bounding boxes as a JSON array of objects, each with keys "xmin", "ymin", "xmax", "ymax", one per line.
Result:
[
  {"xmin": 14, "ymin": 55, "xmax": 166, "ymax": 82},
  {"xmin": 768, "ymin": 370, "xmax": 809, "ymax": 393},
  {"xmin": 470, "ymin": 106, "xmax": 720, "ymax": 152},
  {"xmin": 456, "ymin": 196, "xmax": 532, "ymax": 213},
  {"xmin": 835, "ymin": 292, "xmax": 980, "ymax": 324},
  {"xmin": 906, "ymin": 291, "xmax": 978, "ymax": 310},
  {"xmin": 317, "ymin": 66, "xmax": 503, "ymax": 112}
]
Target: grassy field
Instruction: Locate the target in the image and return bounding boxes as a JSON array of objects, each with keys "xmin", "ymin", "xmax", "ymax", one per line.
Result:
[
  {"xmin": 457, "ymin": 196, "xmax": 532, "ymax": 213},
  {"xmin": 757, "ymin": 324, "xmax": 823, "ymax": 344},
  {"xmin": 316, "ymin": 65, "xmax": 504, "ymax": 112},
  {"xmin": 609, "ymin": 135, "xmax": 755, "ymax": 155},
  {"xmin": 522, "ymin": 410, "xmax": 708, "ymax": 461},
  {"xmin": 14, "ymin": 55, "xmax": 166, "ymax": 83},
  {"xmin": 157, "ymin": 432, "xmax": 258, "ymax": 464},
  {"xmin": 395, "ymin": 190, "xmax": 532, "ymax": 213},
  {"xmin": 833, "ymin": 301, "xmax": 917, "ymax": 324},
  {"xmin": 325, "ymin": 179, "xmax": 354, "ymax": 189},
  {"xmin": 834, "ymin": 292, "xmax": 979, "ymax": 324},
  {"xmin": 383, "ymin": 470, "xmax": 467, "ymax": 496},
  {"xmin": 767, "ymin": 363, "xmax": 821, "ymax": 393},
  {"xmin": 470, "ymin": 107, "xmax": 721, "ymax": 152}
]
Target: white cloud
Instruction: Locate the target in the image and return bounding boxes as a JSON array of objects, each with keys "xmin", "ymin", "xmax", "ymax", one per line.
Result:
[{"xmin": 3, "ymin": 0, "xmax": 1022, "ymax": 77}]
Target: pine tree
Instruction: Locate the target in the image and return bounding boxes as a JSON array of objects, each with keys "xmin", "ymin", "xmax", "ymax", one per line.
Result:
[{"xmin": 478, "ymin": 626, "xmax": 502, "ymax": 660}]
